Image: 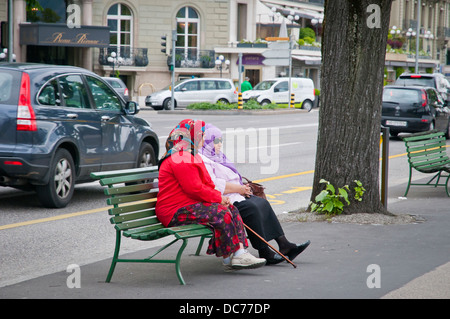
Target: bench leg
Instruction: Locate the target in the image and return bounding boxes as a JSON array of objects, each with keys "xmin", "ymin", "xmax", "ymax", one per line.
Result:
[
  {"xmin": 175, "ymin": 239, "xmax": 188, "ymax": 285},
  {"xmin": 106, "ymin": 231, "xmax": 121, "ymax": 283},
  {"xmin": 195, "ymin": 235, "xmax": 208, "ymax": 256}
]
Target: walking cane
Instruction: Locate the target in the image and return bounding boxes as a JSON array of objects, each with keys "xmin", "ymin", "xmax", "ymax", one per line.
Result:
[{"xmin": 243, "ymin": 222, "xmax": 297, "ymax": 269}]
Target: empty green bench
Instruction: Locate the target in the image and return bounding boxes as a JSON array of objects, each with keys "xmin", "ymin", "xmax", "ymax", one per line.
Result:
[
  {"xmin": 402, "ymin": 130, "xmax": 450, "ymax": 197},
  {"xmin": 91, "ymin": 166, "xmax": 212, "ymax": 285}
]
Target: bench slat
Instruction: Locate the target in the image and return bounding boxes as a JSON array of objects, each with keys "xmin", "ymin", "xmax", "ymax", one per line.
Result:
[
  {"xmin": 90, "ymin": 166, "xmax": 159, "ymax": 180},
  {"xmin": 106, "ymin": 191, "xmax": 158, "ymax": 206},
  {"xmin": 402, "ymin": 131, "xmax": 445, "ymax": 142},
  {"xmin": 114, "ymin": 216, "xmax": 161, "ymax": 231},
  {"xmin": 105, "ymin": 182, "xmax": 158, "ymax": 195},
  {"xmin": 99, "ymin": 171, "xmax": 158, "ymax": 187},
  {"xmin": 110, "ymin": 208, "xmax": 156, "ymax": 224},
  {"xmin": 108, "ymin": 201, "xmax": 156, "ymax": 216}
]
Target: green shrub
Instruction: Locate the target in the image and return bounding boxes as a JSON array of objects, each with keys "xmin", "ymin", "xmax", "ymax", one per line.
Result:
[{"xmin": 310, "ymin": 179, "xmax": 366, "ymax": 216}]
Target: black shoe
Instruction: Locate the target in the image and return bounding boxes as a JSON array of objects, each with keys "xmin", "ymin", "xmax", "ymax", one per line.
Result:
[
  {"xmin": 265, "ymin": 253, "xmax": 285, "ymax": 265},
  {"xmin": 287, "ymin": 240, "xmax": 311, "ymax": 261}
]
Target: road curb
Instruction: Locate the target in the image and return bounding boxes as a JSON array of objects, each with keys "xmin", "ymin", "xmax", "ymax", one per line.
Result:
[{"xmin": 155, "ymin": 108, "xmax": 309, "ymax": 116}]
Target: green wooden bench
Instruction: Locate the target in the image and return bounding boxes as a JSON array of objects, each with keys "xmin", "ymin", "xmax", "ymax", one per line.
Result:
[
  {"xmin": 90, "ymin": 166, "xmax": 212, "ymax": 285},
  {"xmin": 402, "ymin": 130, "xmax": 450, "ymax": 197}
]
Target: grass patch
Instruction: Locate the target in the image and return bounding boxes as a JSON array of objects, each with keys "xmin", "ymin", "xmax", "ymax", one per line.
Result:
[{"xmin": 186, "ymin": 99, "xmax": 304, "ymax": 110}]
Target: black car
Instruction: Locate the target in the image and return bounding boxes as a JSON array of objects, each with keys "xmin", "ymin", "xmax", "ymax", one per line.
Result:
[
  {"xmin": 382, "ymin": 85, "xmax": 450, "ymax": 138},
  {"xmin": 0, "ymin": 63, "xmax": 159, "ymax": 208}
]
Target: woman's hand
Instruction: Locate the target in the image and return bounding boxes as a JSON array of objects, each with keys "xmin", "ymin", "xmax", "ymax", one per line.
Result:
[
  {"xmin": 240, "ymin": 184, "xmax": 252, "ymax": 197},
  {"xmin": 221, "ymin": 196, "xmax": 231, "ymax": 206}
]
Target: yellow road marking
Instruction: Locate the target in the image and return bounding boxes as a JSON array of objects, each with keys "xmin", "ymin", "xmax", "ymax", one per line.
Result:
[{"xmin": 0, "ymin": 207, "xmax": 108, "ymax": 231}]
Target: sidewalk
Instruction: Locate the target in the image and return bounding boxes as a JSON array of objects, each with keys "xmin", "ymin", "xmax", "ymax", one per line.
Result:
[{"xmin": 1, "ymin": 185, "xmax": 449, "ymax": 300}]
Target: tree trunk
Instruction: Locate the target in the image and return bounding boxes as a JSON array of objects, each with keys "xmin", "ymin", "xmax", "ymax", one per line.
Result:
[{"xmin": 310, "ymin": 0, "xmax": 393, "ymax": 214}]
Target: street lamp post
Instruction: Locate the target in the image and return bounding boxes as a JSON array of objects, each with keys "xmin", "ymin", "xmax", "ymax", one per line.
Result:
[
  {"xmin": 215, "ymin": 55, "xmax": 230, "ymax": 78},
  {"xmin": 406, "ymin": 28, "xmax": 416, "ymax": 55},
  {"xmin": 107, "ymin": 52, "xmax": 123, "ymax": 77},
  {"xmin": 424, "ymin": 30, "xmax": 434, "ymax": 53}
]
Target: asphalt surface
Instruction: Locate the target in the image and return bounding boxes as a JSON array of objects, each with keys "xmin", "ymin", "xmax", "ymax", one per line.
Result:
[{"xmin": 0, "ymin": 180, "xmax": 449, "ymax": 303}]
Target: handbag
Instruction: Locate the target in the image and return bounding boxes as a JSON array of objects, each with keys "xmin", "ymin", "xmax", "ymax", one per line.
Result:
[{"xmin": 242, "ymin": 177, "xmax": 267, "ymax": 200}]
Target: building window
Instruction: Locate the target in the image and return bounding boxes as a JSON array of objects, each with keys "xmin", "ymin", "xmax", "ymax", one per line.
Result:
[
  {"xmin": 107, "ymin": 3, "xmax": 133, "ymax": 58},
  {"xmin": 176, "ymin": 6, "xmax": 200, "ymax": 60}
]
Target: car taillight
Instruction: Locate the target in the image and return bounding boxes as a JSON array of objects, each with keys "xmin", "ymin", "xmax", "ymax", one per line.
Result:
[
  {"xmin": 411, "ymin": 75, "xmax": 422, "ymax": 78},
  {"xmin": 124, "ymin": 88, "xmax": 129, "ymax": 96},
  {"xmin": 17, "ymin": 72, "xmax": 37, "ymax": 131},
  {"xmin": 4, "ymin": 160, "xmax": 23, "ymax": 166},
  {"xmin": 421, "ymin": 90, "xmax": 427, "ymax": 107}
]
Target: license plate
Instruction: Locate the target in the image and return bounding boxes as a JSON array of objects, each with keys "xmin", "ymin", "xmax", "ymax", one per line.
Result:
[{"xmin": 386, "ymin": 120, "xmax": 407, "ymax": 127}]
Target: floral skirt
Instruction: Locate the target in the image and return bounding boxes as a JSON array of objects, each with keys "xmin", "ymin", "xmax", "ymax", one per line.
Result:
[{"xmin": 168, "ymin": 202, "xmax": 248, "ymax": 257}]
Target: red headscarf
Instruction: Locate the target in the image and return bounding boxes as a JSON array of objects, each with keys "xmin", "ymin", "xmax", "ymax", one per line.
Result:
[{"xmin": 158, "ymin": 119, "xmax": 206, "ymax": 168}]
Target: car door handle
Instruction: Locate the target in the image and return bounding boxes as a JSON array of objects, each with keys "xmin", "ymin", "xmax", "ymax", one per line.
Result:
[
  {"xmin": 67, "ymin": 114, "xmax": 78, "ymax": 119},
  {"xmin": 101, "ymin": 116, "xmax": 111, "ymax": 122}
]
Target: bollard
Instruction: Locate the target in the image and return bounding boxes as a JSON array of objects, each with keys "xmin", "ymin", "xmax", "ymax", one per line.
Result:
[
  {"xmin": 238, "ymin": 92, "xmax": 243, "ymax": 109},
  {"xmin": 290, "ymin": 93, "xmax": 295, "ymax": 108}
]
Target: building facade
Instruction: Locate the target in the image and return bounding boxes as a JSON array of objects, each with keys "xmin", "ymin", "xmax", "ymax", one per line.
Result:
[
  {"xmin": 387, "ymin": 0, "xmax": 450, "ymax": 82},
  {"xmin": 1, "ymin": 0, "xmax": 449, "ymax": 100}
]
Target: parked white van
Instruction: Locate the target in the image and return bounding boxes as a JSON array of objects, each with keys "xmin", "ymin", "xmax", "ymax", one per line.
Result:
[
  {"xmin": 145, "ymin": 78, "xmax": 238, "ymax": 110},
  {"xmin": 242, "ymin": 77, "xmax": 315, "ymax": 111}
]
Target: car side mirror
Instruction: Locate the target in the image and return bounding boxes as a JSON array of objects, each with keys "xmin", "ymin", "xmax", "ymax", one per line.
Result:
[{"xmin": 124, "ymin": 101, "xmax": 139, "ymax": 115}]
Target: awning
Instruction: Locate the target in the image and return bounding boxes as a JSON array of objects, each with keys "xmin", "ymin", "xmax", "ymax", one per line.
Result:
[
  {"xmin": 260, "ymin": 0, "xmax": 324, "ymax": 21},
  {"xmin": 20, "ymin": 23, "xmax": 110, "ymax": 48},
  {"xmin": 292, "ymin": 55, "xmax": 322, "ymax": 65}
]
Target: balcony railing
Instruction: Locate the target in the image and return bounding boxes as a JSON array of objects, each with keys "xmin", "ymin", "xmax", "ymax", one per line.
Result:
[
  {"xmin": 99, "ymin": 47, "xmax": 149, "ymax": 67},
  {"xmin": 171, "ymin": 49, "xmax": 215, "ymax": 68}
]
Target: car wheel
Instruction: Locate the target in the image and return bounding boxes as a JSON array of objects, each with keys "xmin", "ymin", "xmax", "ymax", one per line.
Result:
[
  {"xmin": 36, "ymin": 149, "xmax": 75, "ymax": 208},
  {"xmin": 163, "ymin": 98, "xmax": 176, "ymax": 110},
  {"xmin": 217, "ymin": 98, "xmax": 229, "ymax": 104},
  {"xmin": 302, "ymin": 100, "xmax": 313, "ymax": 112},
  {"xmin": 260, "ymin": 99, "xmax": 271, "ymax": 106},
  {"xmin": 429, "ymin": 121, "xmax": 435, "ymax": 131},
  {"xmin": 137, "ymin": 142, "xmax": 156, "ymax": 168}
]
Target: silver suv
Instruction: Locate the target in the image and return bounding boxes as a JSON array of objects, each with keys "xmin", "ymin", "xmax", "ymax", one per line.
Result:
[
  {"xmin": 395, "ymin": 73, "xmax": 450, "ymax": 102},
  {"xmin": 146, "ymin": 78, "xmax": 238, "ymax": 110}
]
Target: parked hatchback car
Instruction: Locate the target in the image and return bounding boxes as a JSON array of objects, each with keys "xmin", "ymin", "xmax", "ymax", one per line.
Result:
[
  {"xmin": 0, "ymin": 63, "xmax": 159, "ymax": 208},
  {"xmin": 145, "ymin": 77, "xmax": 238, "ymax": 110},
  {"xmin": 102, "ymin": 76, "xmax": 129, "ymax": 101},
  {"xmin": 381, "ymin": 85, "xmax": 450, "ymax": 137}
]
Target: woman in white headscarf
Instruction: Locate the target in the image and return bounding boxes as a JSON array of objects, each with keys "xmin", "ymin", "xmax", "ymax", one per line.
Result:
[{"xmin": 200, "ymin": 123, "xmax": 310, "ymax": 265}]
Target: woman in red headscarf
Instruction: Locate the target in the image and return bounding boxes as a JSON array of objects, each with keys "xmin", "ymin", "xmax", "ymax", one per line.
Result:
[{"xmin": 156, "ymin": 119, "xmax": 266, "ymax": 270}]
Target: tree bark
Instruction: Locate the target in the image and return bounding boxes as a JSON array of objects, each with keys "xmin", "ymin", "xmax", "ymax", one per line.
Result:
[{"xmin": 310, "ymin": 0, "xmax": 393, "ymax": 214}]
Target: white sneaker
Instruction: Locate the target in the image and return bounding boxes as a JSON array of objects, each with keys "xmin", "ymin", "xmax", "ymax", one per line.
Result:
[{"xmin": 231, "ymin": 252, "xmax": 266, "ymax": 269}]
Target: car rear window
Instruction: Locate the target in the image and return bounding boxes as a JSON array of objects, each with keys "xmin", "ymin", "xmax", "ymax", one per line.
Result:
[
  {"xmin": 107, "ymin": 80, "xmax": 122, "ymax": 88},
  {"xmin": 0, "ymin": 70, "xmax": 20, "ymax": 104},
  {"xmin": 396, "ymin": 76, "xmax": 434, "ymax": 87},
  {"xmin": 383, "ymin": 88, "xmax": 421, "ymax": 103}
]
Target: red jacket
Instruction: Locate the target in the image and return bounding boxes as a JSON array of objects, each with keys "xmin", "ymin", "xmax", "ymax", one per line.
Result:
[{"xmin": 156, "ymin": 152, "xmax": 222, "ymax": 227}]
